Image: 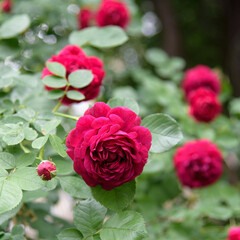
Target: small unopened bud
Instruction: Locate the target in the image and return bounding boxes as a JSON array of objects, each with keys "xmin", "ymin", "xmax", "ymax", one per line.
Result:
[
  {"xmin": 1, "ymin": 0, "xmax": 12, "ymax": 13},
  {"xmin": 37, "ymin": 161, "xmax": 56, "ymax": 181}
]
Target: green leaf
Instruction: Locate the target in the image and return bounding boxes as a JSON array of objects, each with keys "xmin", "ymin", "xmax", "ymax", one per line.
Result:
[
  {"xmin": 60, "ymin": 176, "xmax": 92, "ymax": 199},
  {"xmin": 16, "ymin": 153, "xmax": 36, "ymax": 168},
  {"xmin": 41, "ymin": 178, "xmax": 58, "ymax": 191},
  {"xmin": 0, "ymin": 14, "xmax": 31, "ymax": 39},
  {"xmin": 69, "ymin": 70, "xmax": 93, "ymax": 88},
  {"xmin": 107, "ymin": 97, "xmax": 140, "ymax": 115},
  {"xmin": 100, "ymin": 211, "xmax": 147, "ymax": 240},
  {"xmin": 32, "ymin": 135, "xmax": 49, "ymax": 149},
  {"xmin": 11, "ymin": 225, "xmax": 24, "ymax": 236},
  {"xmin": 41, "ymin": 119, "xmax": 61, "ymax": 135},
  {"xmin": 47, "ymin": 90, "xmax": 65, "ymax": 100},
  {"xmin": 0, "ymin": 152, "xmax": 16, "ymax": 169},
  {"xmin": 74, "ymin": 199, "xmax": 107, "ymax": 237},
  {"xmin": 3, "ymin": 132, "xmax": 25, "ymax": 146},
  {"xmin": 0, "ymin": 180, "xmax": 22, "ymax": 214},
  {"xmin": 49, "ymin": 134, "xmax": 67, "ymax": 157},
  {"xmin": 66, "ymin": 91, "xmax": 85, "ymax": 101},
  {"xmin": 54, "ymin": 159, "xmax": 73, "ymax": 175},
  {"xmin": 57, "ymin": 228, "xmax": 83, "ymax": 240},
  {"xmin": 91, "ymin": 181, "xmax": 136, "ymax": 212},
  {"xmin": 146, "ymin": 48, "xmax": 168, "ymax": 66},
  {"xmin": 23, "ymin": 127, "xmax": 38, "ymax": 141},
  {"xmin": 8, "ymin": 167, "xmax": 44, "ymax": 191},
  {"xmin": 15, "ymin": 108, "xmax": 35, "ymax": 122},
  {"xmin": 141, "ymin": 113, "xmax": 183, "ymax": 153},
  {"xmin": 23, "ymin": 190, "xmax": 48, "ymax": 203},
  {"xmin": 46, "ymin": 62, "xmax": 66, "ymax": 78},
  {"xmin": 42, "ymin": 75, "xmax": 67, "ymax": 88},
  {"xmin": 0, "ymin": 202, "xmax": 22, "ymax": 225},
  {"xmin": 69, "ymin": 26, "xmax": 128, "ymax": 48},
  {"xmin": 0, "ymin": 167, "xmax": 8, "ymax": 181}
]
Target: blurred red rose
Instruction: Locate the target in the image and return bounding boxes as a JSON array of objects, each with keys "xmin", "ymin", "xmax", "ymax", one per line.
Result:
[
  {"xmin": 37, "ymin": 161, "xmax": 57, "ymax": 181},
  {"xmin": 182, "ymin": 65, "xmax": 221, "ymax": 101},
  {"xmin": 96, "ymin": 0, "xmax": 130, "ymax": 29},
  {"xmin": 174, "ymin": 139, "xmax": 223, "ymax": 188},
  {"xmin": 227, "ymin": 227, "xmax": 240, "ymax": 240},
  {"xmin": 189, "ymin": 88, "xmax": 222, "ymax": 123},
  {"xmin": 42, "ymin": 45, "xmax": 105, "ymax": 105},
  {"xmin": 77, "ymin": 7, "xmax": 95, "ymax": 29},
  {"xmin": 1, "ymin": 0, "xmax": 12, "ymax": 12},
  {"xmin": 66, "ymin": 102, "xmax": 152, "ymax": 190}
]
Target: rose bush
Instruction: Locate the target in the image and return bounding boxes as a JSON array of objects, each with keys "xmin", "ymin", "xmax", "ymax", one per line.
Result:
[
  {"xmin": 174, "ymin": 139, "xmax": 223, "ymax": 188},
  {"xmin": 66, "ymin": 102, "xmax": 152, "ymax": 190}
]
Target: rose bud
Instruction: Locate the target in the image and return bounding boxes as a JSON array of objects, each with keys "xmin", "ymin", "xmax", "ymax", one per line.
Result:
[
  {"xmin": 37, "ymin": 161, "xmax": 57, "ymax": 181},
  {"xmin": 227, "ymin": 227, "xmax": 240, "ymax": 240},
  {"xmin": 66, "ymin": 102, "xmax": 152, "ymax": 190},
  {"xmin": 173, "ymin": 139, "xmax": 223, "ymax": 188},
  {"xmin": 77, "ymin": 7, "xmax": 96, "ymax": 29},
  {"xmin": 182, "ymin": 65, "xmax": 221, "ymax": 101},
  {"xmin": 189, "ymin": 88, "xmax": 222, "ymax": 123},
  {"xmin": 96, "ymin": 0, "xmax": 130, "ymax": 29},
  {"xmin": 1, "ymin": 0, "xmax": 12, "ymax": 12},
  {"xmin": 42, "ymin": 45, "xmax": 105, "ymax": 105}
]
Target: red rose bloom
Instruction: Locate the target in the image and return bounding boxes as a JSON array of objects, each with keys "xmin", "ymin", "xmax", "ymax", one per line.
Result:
[
  {"xmin": 77, "ymin": 7, "xmax": 95, "ymax": 29},
  {"xmin": 227, "ymin": 227, "xmax": 240, "ymax": 240},
  {"xmin": 173, "ymin": 139, "xmax": 223, "ymax": 188},
  {"xmin": 189, "ymin": 88, "xmax": 222, "ymax": 123},
  {"xmin": 42, "ymin": 45, "xmax": 105, "ymax": 105},
  {"xmin": 182, "ymin": 65, "xmax": 221, "ymax": 101},
  {"xmin": 37, "ymin": 161, "xmax": 57, "ymax": 181},
  {"xmin": 96, "ymin": 0, "xmax": 130, "ymax": 29},
  {"xmin": 1, "ymin": 0, "xmax": 12, "ymax": 12},
  {"xmin": 66, "ymin": 102, "xmax": 152, "ymax": 190}
]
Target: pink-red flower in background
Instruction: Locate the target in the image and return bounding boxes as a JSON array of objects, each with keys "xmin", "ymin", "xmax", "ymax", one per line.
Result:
[
  {"xmin": 77, "ymin": 7, "xmax": 96, "ymax": 29},
  {"xmin": 189, "ymin": 88, "xmax": 222, "ymax": 123},
  {"xmin": 174, "ymin": 139, "xmax": 223, "ymax": 188},
  {"xmin": 182, "ymin": 65, "xmax": 221, "ymax": 101},
  {"xmin": 42, "ymin": 45, "xmax": 105, "ymax": 105},
  {"xmin": 1, "ymin": 0, "xmax": 12, "ymax": 12},
  {"xmin": 37, "ymin": 161, "xmax": 57, "ymax": 181},
  {"xmin": 96, "ymin": 0, "xmax": 130, "ymax": 29},
  {"xmin": 227, "ymin": 227, "xmax": 240, "ymax": 240},
  {"xmin": 66, "ymin": 102, "xmax": 152, "ymax": 190}
]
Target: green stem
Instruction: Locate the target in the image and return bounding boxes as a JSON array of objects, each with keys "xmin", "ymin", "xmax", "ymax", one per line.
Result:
[
  {"xmin": 20, "ymin": 142, "xmax": 30, "ymax": 153},
  {"xmin": 53, "ymin": 112, "xmax": 79, "ymax": 121},
  {"xmin": 83, "ymin": 229, "xmax": 102, "ymax": 240},
  {"xmin": 39, "ymin": 147, "xmax": 44, "ymax": 161},
  {"xmin": 52, "ymin": 101, "xmax": 62, "ymax": 113}
]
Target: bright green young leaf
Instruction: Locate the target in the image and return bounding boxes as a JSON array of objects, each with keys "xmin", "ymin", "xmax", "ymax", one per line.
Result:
[
  {"xmin": 66, "ymin": 91, "xmax": 85, "ymax": 101},
  {"xmin": 0, "ymin": 14, "xmax": 31, "ymax": 39},
  {"xmin": 0, "ymin": 180, "xmax": 22, "ymax": 214},
  {"xmin": 49, "ymin": 134, "xmax": 67, "ymax": 157},
  {"xmin": 73, "ymin": 199, "xmax": 107, "ymax": 237},
  {"xmin": 0, "ymin": 152, "xmax": 16, "ymax": 169},
  {"xmin": 32, "ymin": 135, "xmax": 49, "ymax": 149},
  {"xmin": 141, "ymin": 113, "xmax": 183, "ymax": 153},
  {"xmin": 100, "ymin": 211, "xmax": 147, "ymax": 240},
  {"xmin": 23, "ymin": 127, "xmax": 38, "ymax": 141},
  {"xmin": 46, "ymin": 62, "xmax": 66, "ymax": 78},
  {"xmin": 57, "ymin": 228, "xmax": 83, "ymax": 240},
  {"xmin": 60, "ymin": 176, "xmax": 92, "ymax": 199},
  {"xmin": 107, "ymin": 97, "xmax": 140, "ymax": 114},
  {"xmin": 69, "ymin": 26, "xmax": 128, "ymax": 48},
  {"xmin": 68, "ymin": 70, "xmax": 93, "ymax": 88},
  {"xmin": 91, "ymin": 181, "xmax": 136, "ymax": 212},
  {"xmin": 47, "ymin": 90, "xmax": 65, "ymax": 100},
  {"xmin": 8, "ymin": 167, "xmax": 44, "ymax": 191},
  {"xmin": 42, "ymin": 75, "xmax": 67, "ymax": 88},
  {"xmin": 16, "ymin": 153, "xmax": 36, "ymax": 168}
]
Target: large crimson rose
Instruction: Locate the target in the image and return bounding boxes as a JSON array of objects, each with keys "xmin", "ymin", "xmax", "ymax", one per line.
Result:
[
  {"xmin": 182, "ymin": 65, "xmax": 221, "ymax": 101},
  {"xmin": 174, "ymin": 139, "xmax": 223, "ymax": 188},
  {"xmin": 77, "ymin": 7, "xmax": 95, "ymax": 29},
  {"xmin": 66, "ymin": 102, "xmax": 152, "ymax": 190},
  {"xmin": 42, "ymin": 45, "xmax": 105, "ymax": 105},
  {"xmin": 96, "ymin": 0, "xmax": 130, "ymax": 29},
  {"xmin": 189, "ymin": 88, "xmax": 222, "ymax": 123},
  {"xmin": 227, "ymin": 227, "xmax": 240, "ymax": 240}
]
